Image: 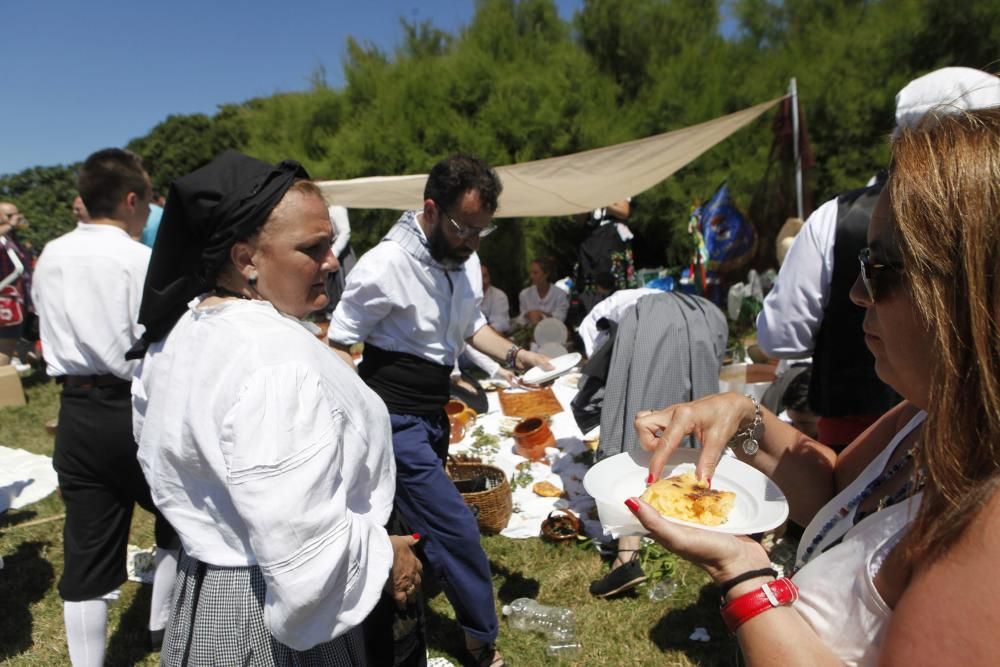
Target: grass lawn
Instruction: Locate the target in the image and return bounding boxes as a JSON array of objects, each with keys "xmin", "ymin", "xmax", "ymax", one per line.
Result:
[{"xmin": 0, "ymin": 375, "xmax": 739, "ymax": 666}]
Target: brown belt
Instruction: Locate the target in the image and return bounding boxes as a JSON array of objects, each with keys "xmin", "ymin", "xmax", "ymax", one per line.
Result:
[{"xmin": 57, "ymin": 374, "xmax": 130, "ymax": 389}]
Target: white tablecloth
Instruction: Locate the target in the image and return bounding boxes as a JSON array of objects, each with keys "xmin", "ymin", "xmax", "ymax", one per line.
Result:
[
  {"xmin": 448, "ymin": 377, "xmax": 605, "ymax": 539},
  {"xmin": 0, "ymin": 445, "xmax": 58, "ymax": 513}
]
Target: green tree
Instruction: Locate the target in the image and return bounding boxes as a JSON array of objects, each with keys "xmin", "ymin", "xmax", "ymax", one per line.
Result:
[
  {"xmin": 126, "ymin": 109, "xmax": 249, "ymax": 193},
  {"xmin": 6, "ymin": 0, "xmax": 997, "ymax": 298},
  {"xmin": 0, "ymin": 165, "xmax": 80, "ymax": 252}
]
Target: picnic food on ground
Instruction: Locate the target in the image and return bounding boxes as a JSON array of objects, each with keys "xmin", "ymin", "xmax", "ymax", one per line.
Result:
[
  {"xmin": 640, "ymin": 472, "xmax": 736, "ymax": 526},
  {"xmin": 532, "ymin": 480, "xmax": 565, "ymax": 498},
  {"xmin": 498, "ymin": 387, "xmax": 564, "ymax": 418}
]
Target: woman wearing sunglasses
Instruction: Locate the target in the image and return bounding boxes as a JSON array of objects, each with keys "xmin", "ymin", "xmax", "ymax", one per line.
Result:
[{"xmin": 626, "ymin": 106, "xmax": 1000, "ymax": 665}]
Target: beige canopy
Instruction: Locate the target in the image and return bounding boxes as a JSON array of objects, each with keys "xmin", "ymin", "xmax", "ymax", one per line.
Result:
[{"xmin": 316, "ymin": 96, "xmax": 784, "ymax": 218}]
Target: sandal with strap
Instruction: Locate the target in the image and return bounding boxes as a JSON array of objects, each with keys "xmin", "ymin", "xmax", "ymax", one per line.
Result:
[{"xmin": 465, "ymin": 641, "xmax": 506, "ymax": 667}]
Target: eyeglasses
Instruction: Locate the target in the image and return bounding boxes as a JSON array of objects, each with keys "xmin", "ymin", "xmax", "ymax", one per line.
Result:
[
  {"xmin": 441, "ymin": 208, "xmax": 496, "ymax": 240},
  {"xmin": 858, "ymin": 247, "xmax": 904, "ymax": 301}
]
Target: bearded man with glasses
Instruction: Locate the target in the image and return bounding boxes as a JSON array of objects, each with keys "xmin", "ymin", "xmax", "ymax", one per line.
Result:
[{"xmin": 328, "ymin": 153, "xmax": 550, "ymax": 667}]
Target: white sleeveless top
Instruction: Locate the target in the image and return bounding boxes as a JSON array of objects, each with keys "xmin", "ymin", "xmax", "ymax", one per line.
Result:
[
  {"xmin": 791, "ymin": 411, "xmax": 926, "ymax": 666},
  {"xmin": 796, "ymin": 411, "xmax": 926, "ymax": 566}
]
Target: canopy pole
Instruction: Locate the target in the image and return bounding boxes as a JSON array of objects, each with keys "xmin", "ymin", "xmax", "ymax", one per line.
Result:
[{"xmin": 790, "ymin": 78, "xmax": 804, "ymax": 219}]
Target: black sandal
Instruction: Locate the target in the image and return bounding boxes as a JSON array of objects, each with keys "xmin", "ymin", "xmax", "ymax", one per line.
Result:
[
  {"xmin": 466, "ymin": 641, "xmax": 506, "ymax": 667},
  {"xmin": 589, "ymin": 549, "xmax": 647, "ymax": 598}
]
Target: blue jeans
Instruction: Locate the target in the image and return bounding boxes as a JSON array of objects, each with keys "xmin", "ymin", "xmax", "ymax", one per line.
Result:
[{"xmin": 389, "ymin": 412, "xmax": 498, "ymax": 643}]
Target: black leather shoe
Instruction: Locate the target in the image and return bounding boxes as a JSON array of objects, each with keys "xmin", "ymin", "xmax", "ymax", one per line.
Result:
[
  {"xmin": 148, "ymin": 629, "xmax": 165, "ymax": 652},
  {"xmin": 589, "ymin": 556, "xmax": 647, "ymax": 598}
]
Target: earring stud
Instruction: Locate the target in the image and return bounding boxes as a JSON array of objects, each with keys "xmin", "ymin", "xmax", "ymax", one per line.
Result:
[{"xmin": 248, "ymin": 271, "xmax": 258, "ymax": 287}]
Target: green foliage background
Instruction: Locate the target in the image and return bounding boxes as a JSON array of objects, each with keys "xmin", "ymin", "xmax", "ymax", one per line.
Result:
[{"xmin": 1, "ymin": 0, "xmax": 997, "ymax": 298}]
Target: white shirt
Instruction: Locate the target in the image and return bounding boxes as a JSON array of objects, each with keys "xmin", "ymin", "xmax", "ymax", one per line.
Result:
[
  {"xmin": 756, "ymin": 197, "xmax": 839, "ymax": 358},
  {"xmin": 133, "ymin": 297, "xmax": 394, "ymax": 650},
  {"xmin": 328, "ymin": 205, "xmax": 351, "ymax": 257},
  {"xmin": 328, "ymin": 222, "xmax": 488, "ymax": 366},
  {"xmin": 481, "ymin": 284, "xmax": 510, "ymax": 334},
  {"xmin": 460, "ymin": 344, "xmax": 501, "ymax": 377},
  {"xmin": 578, "ymin": 288, "xmax": 663, "ymax": 356},
  {"xmin": 518, "ymin": 283, "xmax": 569, "ymax": 322},
  {"xmin": 31, "ymin": 223, "xmax": 149, "ymax": 379}
]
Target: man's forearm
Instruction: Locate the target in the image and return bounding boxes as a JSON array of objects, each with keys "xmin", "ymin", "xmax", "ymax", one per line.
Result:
[
  {"xmin": 467, "ymin": 325, "xmax": 513, "ymax": 361},
  {"xmin": 468, "ymin": 325, "xmax": 551, "ymax": 372}
]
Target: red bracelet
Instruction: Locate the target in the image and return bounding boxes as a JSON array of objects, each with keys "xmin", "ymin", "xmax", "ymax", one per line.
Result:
[{"xmin": 720, "ymin": 576, "xmax": 799, "ymax": 632}]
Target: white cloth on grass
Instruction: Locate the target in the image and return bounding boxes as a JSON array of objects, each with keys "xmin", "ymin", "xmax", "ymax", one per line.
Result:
[
  {"xmin": 133, "ymin": 297, "xmax": 394, "ymax": 649},
  {"xmin": 0, "ymin": 445, "xmax": 58, "ymax": 512}
]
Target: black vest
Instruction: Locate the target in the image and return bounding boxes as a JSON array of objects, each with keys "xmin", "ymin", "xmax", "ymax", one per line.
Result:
[{"xmin": 808, "ymin": 182, "xmax": 899, "ymax": 417}]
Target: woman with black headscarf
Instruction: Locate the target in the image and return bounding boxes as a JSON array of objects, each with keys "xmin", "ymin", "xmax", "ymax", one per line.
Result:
[{"xmin": 130, "ymin": 151, "xmax": 420, "ymax": 665}]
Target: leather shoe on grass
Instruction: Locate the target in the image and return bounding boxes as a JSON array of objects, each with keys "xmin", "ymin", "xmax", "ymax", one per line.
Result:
[{"xmin": 589, "ymin": 557, "xmax": 647, "ymax": 598}]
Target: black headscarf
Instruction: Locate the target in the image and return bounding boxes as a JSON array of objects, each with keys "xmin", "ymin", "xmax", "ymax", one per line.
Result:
[{"xmin": 127, "ymin": 150, "xmax": 309, "ymax": 359}]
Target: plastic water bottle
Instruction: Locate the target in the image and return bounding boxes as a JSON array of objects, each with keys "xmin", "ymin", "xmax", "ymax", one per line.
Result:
[
  {"xmin": 502, "ymin": 598, "xmax": 575, "ymax": 641},
  {"xmin": 646, "ymin": 579, "xmax": 676, "ymax": 601},
  {"xmin": 545, "ymin": 640, "xmax": 582, "ymax": 657}
]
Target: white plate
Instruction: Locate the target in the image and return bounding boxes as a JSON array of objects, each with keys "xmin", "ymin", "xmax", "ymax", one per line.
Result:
[
  {"xmin": 533, "ymin": 317, "xmax": 568, "ymax": 345},
  {"xmin": 522, "ymin": 352, "xmax": 581, "ymax": 385},
  {"xmin": 583, "ymin": 448, "xmax": 788, "ymax": 536}
]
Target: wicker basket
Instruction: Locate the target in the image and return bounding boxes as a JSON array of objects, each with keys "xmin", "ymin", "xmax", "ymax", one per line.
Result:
[
  {"xmin": 540, "ymin": 509, "xmax": 582, "ymax": 544},
  {"xmin": 446, "ymin": 457, "xmax": 513, "ymax": 535}
]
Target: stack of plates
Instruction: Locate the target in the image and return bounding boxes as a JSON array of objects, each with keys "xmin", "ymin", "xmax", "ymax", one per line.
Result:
[
  {"xmin": 537, "ymin": 342, "xmax": 568, "ymax": 358},
  {"xmin": 533, "ymin": 317, "xmax": 568, "ymax": 346}
]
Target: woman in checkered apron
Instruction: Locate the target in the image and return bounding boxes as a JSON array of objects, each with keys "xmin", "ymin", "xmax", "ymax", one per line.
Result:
[{"xmin": 129, "ymin": 151, "xmax": 422, "ymax": 665}]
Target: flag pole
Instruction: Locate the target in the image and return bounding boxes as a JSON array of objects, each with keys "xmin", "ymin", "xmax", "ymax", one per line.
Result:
[{"xmin": 790, "ymin": 78, "xmax": 804, "ymax": 219}]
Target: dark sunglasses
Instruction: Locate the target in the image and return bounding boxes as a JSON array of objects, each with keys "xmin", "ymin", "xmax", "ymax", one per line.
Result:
[{"xmin": 858, "ymin": 247, "xmax": 904, "ymax": 301}]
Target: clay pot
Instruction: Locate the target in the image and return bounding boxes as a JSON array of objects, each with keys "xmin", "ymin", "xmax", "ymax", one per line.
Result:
[
  {"xmin": 512, "ymin": 417, "xmax": 556, "ymax": 461},
  {"xmin": 445, "ymin": 400, "xmax": 476, "ymax": 444}
]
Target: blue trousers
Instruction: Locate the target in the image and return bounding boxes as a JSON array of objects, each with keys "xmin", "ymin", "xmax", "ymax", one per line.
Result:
[{"xmin": 389, "ymin": 412, "xmax": 498, "ymax": 643}]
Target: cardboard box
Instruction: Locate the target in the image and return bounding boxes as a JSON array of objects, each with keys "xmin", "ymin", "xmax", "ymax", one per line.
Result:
[{"xmin": 0, "ymin": 364, "xmax": 27, "ymax": 407}]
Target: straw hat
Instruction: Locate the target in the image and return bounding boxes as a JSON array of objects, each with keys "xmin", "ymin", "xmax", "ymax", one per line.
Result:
[{"xmin": 775, "ymin": 217, "xmax": 803, "ymax": 266}]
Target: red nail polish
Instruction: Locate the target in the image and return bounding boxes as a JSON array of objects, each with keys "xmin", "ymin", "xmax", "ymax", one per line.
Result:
[
  {"xmin": 646, "ymin": 472, "xmax": 654, "ymax": 485},
  {"xmin": 624, "ymin": 498, "xmax": 640, "ymax": 514},
  {"xmin": 411, "ymin": 533, "xmax": 421, "ymax": 541}
]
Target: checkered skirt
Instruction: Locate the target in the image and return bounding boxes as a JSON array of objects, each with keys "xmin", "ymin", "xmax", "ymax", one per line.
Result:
[{"xmin": 162, "ymin": 552, "xmax": 366, "ymax": 666}]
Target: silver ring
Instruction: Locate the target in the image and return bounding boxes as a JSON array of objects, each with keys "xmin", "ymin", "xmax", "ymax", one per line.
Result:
[{"xmin": 654, "ymin": 429, "xmax": 664, "ymax": 438}]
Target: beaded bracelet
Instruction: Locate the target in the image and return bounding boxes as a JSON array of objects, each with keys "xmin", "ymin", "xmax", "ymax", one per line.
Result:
[
  {"xmin": 505, "ymin": 344, "xmax": 521, "ymax": 370},
  {"xmin": 730, "ymin": 394, "xmax": 762, "ymax": 455}
]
